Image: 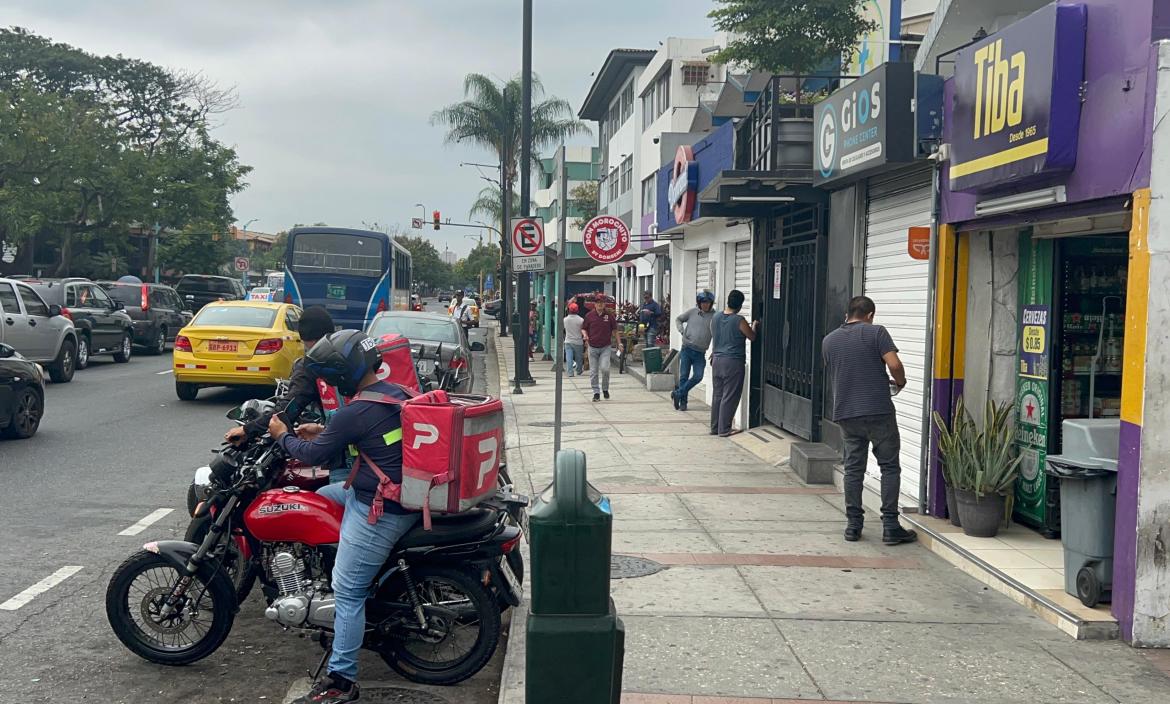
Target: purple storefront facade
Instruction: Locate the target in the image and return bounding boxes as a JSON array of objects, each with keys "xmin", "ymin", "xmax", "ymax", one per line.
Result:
[{"xmin": 933, "ymin": 0, "xmax": 1166, "ymax": 642}]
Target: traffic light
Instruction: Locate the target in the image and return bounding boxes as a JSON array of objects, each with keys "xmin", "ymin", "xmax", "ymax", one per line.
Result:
[{"xmin": 433, "ymin": 210, "xmax": 441, "ymax": 230}]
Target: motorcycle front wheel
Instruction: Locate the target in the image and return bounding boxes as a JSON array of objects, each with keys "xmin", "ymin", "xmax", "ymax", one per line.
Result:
[
  {"xmin": 105, "ymin": 550, "xmax": 235, "ymax": 665},
  {"xmin": 379, "ymin": 566, "xmax": 501, "ymax": 686}
]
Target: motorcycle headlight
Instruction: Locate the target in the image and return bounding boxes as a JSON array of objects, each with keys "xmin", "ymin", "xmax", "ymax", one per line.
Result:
[{"xmin": 192, "ymin": 466, "xmax": 214, "ymax": 501}]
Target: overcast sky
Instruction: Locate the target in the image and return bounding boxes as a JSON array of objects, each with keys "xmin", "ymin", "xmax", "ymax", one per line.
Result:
[{"xmin": 5, "ymin": 0, "xmax": 717, "ymax": 257}]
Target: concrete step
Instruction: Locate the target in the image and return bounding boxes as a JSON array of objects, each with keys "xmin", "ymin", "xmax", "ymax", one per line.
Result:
[{"xmin": 790, "ymin": 442, "xmax": 837, "ymax": 484}]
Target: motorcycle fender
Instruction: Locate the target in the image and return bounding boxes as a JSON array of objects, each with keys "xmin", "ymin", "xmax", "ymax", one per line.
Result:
[
  {"xmin": 488, "ymin": 559, "xmax": 521, "ymax": 607},
  {"xmin": 142, "ymin": 539, "xmax": 239, "ymax": 612}
]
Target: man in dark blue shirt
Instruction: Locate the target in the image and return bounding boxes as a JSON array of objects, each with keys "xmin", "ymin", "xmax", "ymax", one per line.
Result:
[
  {"xmin": 272, "ymin": 330, "xmax": 418, "ymax": 704},
  {"xmin": 637, "ymin": 290, "xmax": 662, "ymax": 347}
]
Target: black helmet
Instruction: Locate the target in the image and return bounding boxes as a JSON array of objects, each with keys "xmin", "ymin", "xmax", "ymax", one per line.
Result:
[{"xmin": 306, "ymin": 330, "xmax": 380, "ymax": 396}]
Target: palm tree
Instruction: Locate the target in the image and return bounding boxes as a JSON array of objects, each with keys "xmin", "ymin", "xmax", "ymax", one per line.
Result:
[
  {"xmin": 432, "ymin": 72, "xmax": 588, "ymax": 330},
  {"xmin": 468, "ymin": 185, "xmax": 519, "ymax": 224}
]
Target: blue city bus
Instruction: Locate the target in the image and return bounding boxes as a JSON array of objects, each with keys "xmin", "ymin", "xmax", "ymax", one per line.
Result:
[{"xmin": 284, "ymin": 227, "xmax": 412, "ymax": 330}]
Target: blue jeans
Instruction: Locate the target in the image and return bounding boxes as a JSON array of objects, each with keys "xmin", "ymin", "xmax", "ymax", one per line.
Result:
[
  {"xmin": 674, "ymin": 346, "xmax": 706, "ymax": 404},
  {"xmin": 317, "ymin": 483, "xmax": 420, "ymax": 681},
  {"xmin": 565, "ymin": 342, "xmax": 585, "ymax": 376}
]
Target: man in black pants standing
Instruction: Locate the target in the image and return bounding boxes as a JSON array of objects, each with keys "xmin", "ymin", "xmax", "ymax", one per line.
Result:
[{"xmin": 821, "ymin": 295, "xmax": 917, "ymax": 545}]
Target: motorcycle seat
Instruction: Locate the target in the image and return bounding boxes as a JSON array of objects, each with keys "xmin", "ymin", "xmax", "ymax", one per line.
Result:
[{"xmin": 397, "ymin": 509, "xmax": 497, "ymax": 548}]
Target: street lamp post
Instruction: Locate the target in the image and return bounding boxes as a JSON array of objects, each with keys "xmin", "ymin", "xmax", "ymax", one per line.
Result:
[
  {"xmin": 512, "ymin": 0, "xmax": 535, "ymax": 391},
  {"xmin": 239, "ymin": 218, "xmax": 258, "ymax": 288}
]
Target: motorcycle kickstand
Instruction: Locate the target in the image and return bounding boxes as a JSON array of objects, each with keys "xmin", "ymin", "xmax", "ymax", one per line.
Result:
[{"xmin": 310, "ymin": 648, "xmax": 329, "ymax": 682}]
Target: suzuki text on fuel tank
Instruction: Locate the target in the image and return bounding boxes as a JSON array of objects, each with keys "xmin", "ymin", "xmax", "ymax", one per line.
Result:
[{"xmin": 105, "ymin": 398, "xmax": 525, "ymax": 686}]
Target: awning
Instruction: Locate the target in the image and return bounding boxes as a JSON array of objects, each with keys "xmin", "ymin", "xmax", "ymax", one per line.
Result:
[{"xmin": 697, "ymin": 169, "xmax": 827, "ymax": 216}]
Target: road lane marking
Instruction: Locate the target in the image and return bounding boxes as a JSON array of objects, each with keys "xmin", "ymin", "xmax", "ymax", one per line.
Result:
[
  {"xmin": 156, "ymin": 369, "xmax": 174, "ymax": 375},
  {"xmin": 118, "ymin": 508, "xmax": 174, "ymax": 536},
  {"xmin": 0, "ymin": 566, "xmax": 84, "ymax": 611}
]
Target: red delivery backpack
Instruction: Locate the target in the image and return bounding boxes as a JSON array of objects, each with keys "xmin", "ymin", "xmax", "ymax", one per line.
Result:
[
  {"xmin": 372, "ymin": 333, "xmax": 422, "ymax": 393},
  {"xmin": 344, "ymin": 387, "xmax": 504, "ymax": 529},
  {"xmin": 316, "ymin": 333, "xmax": 421, "ymax": 414}
]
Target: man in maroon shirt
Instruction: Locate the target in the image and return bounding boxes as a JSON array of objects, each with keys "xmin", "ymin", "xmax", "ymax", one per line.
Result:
[{"xmin": 582, "ymin": 297, "xmax": 618, "ymax": 401}]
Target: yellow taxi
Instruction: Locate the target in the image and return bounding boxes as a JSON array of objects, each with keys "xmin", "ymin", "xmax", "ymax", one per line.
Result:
[{"xmin": 172, "ymin": 301, "xmax": 304, "ymax": 401}]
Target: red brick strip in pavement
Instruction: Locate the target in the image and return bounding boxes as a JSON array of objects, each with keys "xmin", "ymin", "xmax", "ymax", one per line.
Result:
[
  {"xmin": 617, "ymin": 552, "xmax": 921, "ymax": 569},
  {"xmin": 622, "ymin": 694, "xmax": 903, "ymax": 703},
  {"xmin": 600, "ymin": 485, "xmax": 841, "ymax": 495}
]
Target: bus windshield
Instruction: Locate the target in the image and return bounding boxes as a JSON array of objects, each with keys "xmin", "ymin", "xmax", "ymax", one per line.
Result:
[{"xmin": 291, "ymin": 233, "xmax": 383, "ymax": 277}]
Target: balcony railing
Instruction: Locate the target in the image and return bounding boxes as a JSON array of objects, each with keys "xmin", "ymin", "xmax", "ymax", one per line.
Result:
[{"xmin": 736, "ymin": 76, "xmax": 839, "ymax": 175}]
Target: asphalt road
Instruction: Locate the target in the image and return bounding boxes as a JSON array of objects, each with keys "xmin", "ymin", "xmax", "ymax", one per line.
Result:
[{"xmin": 0, "ymin": 308, "xmax": 500, "ymax": 704}]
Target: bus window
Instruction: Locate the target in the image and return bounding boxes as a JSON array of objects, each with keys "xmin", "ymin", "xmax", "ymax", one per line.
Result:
[{"xmin": 292, "ymin": 233, "xmax": 382, "ymax": 276}]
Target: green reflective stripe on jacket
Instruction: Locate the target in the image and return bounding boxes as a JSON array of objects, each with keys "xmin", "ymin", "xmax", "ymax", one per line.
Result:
[
  {"xmin": 347, "ymin": 444, "xmax": 357, "ymax": 458},
  {"xmin": 382, "ymin": 428, "xmax": 403, "ymax": 446}
]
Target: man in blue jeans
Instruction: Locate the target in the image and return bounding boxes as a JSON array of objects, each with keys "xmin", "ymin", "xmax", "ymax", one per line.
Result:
[
  {"xmin": 271, "ymin": 329, "xmax": 418, "ymax": 704},
  {"xmin": 671, "ymin": 290, "xmax": 715, "ymax": 411}
]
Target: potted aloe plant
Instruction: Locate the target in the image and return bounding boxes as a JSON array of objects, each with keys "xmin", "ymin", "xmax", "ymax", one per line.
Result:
[{"xmin": 933, "ymin": 399, "xmax": 1023, "ymax": 537}]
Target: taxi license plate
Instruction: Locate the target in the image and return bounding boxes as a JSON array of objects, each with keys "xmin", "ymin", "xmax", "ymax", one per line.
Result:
[{"xmin": 208, "ymin": 340, "xmax": 238, "ymax": 352}]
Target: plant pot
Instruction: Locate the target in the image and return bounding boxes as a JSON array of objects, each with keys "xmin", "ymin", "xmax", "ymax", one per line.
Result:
[
  {"xmin": 955, "ymin": 488, "xmax": 1005, "ymax": 538},
  {"xmin": 945, "ymin": 484, "xmax": 961, "ymax": 527}
]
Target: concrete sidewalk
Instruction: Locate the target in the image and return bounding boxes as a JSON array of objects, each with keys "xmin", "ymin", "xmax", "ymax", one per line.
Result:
[{"xmin": 493, "ymin": 331, "xmax": 1170, "ymax": 704}]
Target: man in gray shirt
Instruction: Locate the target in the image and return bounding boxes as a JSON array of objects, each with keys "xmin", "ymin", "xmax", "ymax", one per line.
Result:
[
  {"xmin": 671, "ymin": 290, "xmax": 716, "ymax": 411},
  {"xmin": 821, "ymin": 295, "xmax": 917, "ymax": 545}
]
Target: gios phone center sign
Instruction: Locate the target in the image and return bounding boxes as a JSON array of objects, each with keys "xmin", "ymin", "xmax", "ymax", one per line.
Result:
[{"xmin": 815, "ymin": 62, "xmax": 915, "ymax": 186}]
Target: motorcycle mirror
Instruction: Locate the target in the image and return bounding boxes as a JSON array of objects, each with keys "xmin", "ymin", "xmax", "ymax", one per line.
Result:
[{"xmin": 225, "ymin": 406, "xmax": 246, "ymax": 422}]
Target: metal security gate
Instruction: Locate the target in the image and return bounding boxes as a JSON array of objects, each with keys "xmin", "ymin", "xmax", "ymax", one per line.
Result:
[
  {"xmin": 734, "ymin": 239, "xmax": 752, "ymax": 318},
  {"xmin": 694, "ymin": 249, "xmax": 711, "ymax": 294},
  {"xmin": 863, "ymin": 166, "xmax": 933, "ymax": 505},
  {"xmin": 761, "ymin": 205, "xmax": 826, "ymax": 440}
]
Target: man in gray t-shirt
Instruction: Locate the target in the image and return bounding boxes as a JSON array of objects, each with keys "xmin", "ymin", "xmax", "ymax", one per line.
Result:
[{"xmin": 821, "ymin": 295, "xmax": 916, "ymax": 546}]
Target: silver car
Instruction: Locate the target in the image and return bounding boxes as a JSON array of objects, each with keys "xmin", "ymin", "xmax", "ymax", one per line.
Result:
[{"xmin": 0, "ymin": 277, "xmax": 79, "ymax": 383}]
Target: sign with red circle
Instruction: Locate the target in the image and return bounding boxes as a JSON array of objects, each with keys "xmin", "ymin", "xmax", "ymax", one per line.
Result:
[
  {"xmin": 669, "ymin": 145, "xmax": 699, "ymax": 225},
  {"xmin": 582, "ymin": 216, "xmax": 631, "ymax": 264},
  {"xmin": 511, "ymin": 218, "xmax": 544, "ymax": 256}
]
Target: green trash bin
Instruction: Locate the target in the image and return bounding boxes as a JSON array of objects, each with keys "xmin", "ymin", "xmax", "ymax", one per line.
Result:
[
  {"xmin": 526, "ymin": 449, "xmax": 625, "ymax": 703},
  {"xmin": 643, "ymin": 346, "xmax": 663, "ymax": 374}
]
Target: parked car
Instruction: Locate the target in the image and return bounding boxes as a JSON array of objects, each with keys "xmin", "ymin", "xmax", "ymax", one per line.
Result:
[
  {"xmin": 366, "ymin": 311, "xmax": 482, "ymax": 393},
  {"xmin": 99, "ymin": 281, "xmax": 192, "ymax": 355},
  {"xmin": 26, "ymin": 278, "xmax": 134, "ymax": 368},
  {"xmin": 0, "ymin": 277, "xmax": 78, "ymax": 382},
  {"xmin": 175, "ymin": 274, "xmax": 246, "ymax": 311},
  {"xmin": 0, "ymin": 342, "xmax": 45, "ymax": 439},
  {"xmin": 481, "ymin": 297, "xmax": 502, "ymax": 319},
  {"xmin": 173, "ymin": 301, "xmax": 305, "ymax": 400}
]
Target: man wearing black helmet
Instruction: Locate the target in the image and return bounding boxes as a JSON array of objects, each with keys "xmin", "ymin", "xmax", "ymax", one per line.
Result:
[
  {"xmin": 224, "ymin": 305, "xmax": 336, "ymax": 446},
  {"xmin": 269, "ymin": 329, "xmax": 417, "ymax": 704}
]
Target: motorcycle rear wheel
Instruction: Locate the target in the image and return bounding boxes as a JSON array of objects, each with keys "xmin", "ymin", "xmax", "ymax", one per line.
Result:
[
  {"xmin": 106, "ymin": 550, "xmax": 235, "ymax": 665},
  {"xmin": 379, "ymin": 566, "xmax": 501, "ymax": 686}
]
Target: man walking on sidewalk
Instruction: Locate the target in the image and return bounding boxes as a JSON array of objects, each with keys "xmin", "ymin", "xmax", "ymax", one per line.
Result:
[
  {"xmin": 671, "ymin": 290, "xmax": 715, "ymax": 411},
  {"xmin": 582, "ymin": 297, "xmax": 618, "ymax": 402},
  {"xmin": 822, "ymin": 295, "xmax": 917, "ymax": 545}
]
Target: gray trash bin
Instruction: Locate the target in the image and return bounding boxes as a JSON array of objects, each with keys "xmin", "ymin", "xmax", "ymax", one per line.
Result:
[{"xmin": 1044, "ymin": 419, "xmax": 1120, "ymax": 608}]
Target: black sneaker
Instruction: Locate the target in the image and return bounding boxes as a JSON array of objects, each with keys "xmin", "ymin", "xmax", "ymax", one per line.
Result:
[
  {"xmin": 593, "ymin": 393, "xmax": 600, "ymax": 402},
  {"xmin": 293, "ymin": 674, "xmax": 359, "ymax": 703},
  {"xmin": 882, "ymin": 526, "xmax": 918, "ymax": 545},
  {"xmin": 844, "ymin": 525, "xmax": 862, "ymax": 542},
  {"xmin": 679, "ymin": 400, "xmax": 688, "ymax": 411},
  {"xmin": 603, "ymin": 390, "xmax": 610, "ymax": 400},
  {"xmin": 671, "ymin": 391, "xmax": 680, "ymax": 410}
]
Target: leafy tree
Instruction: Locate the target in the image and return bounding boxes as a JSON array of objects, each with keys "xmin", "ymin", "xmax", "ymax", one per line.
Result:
[
  {"xmin": 395, "ymin": 234, "xmax": 454, "ymax": 292},
  {"xmin": 0, "ymin": 27, "xmax": 249, "ymax": 276},
  {"xmin": 570, "ymin": 181, "xmax": 599, "ymax": 230},
  {"xmin": 158, "ymin": 225, "xmax": 233, "ymax": 277},
  {"xmin": 431, "ymin": 73, "xmax": 589, "ymax": 262},
  {"xmin": 708, "ymin": 0, "xmax": 876, "ymax": 77},
  {"xmin": 455, "ymin": 242, "xmax": 500, "ymax": 290},
  {"xmin": 468, "ymin": 185, "xmax": 519, "ymax": 226}
]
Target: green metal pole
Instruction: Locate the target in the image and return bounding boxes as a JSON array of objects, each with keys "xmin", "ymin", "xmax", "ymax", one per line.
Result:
[
  {"xmin": 542, "ymin": 271, "xmax": 553, "ymax": 360},
  {"xmin": 552, "ymin": 265, "xmax": 562, "ymax": 368}
]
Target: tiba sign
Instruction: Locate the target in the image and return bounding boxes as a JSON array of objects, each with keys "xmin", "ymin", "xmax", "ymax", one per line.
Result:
[{"xmin": 948, "ymin": 3, "xmax": 1087, "ymax": 192}]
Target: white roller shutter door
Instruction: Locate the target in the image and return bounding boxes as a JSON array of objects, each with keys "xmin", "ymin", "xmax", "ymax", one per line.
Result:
[
  {"xmin": 862, "ymin": 166, "xmax": 933, "ymax": 507},
  {"xmin": 694, "ymin": 249, "xmax": 711, "ymax": 294},
  {"xmin": 734, "ymin": 239, "xmax": 752, "ymax": 316}
]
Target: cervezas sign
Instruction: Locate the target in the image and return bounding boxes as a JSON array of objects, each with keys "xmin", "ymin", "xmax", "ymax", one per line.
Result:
[{"xmin": 948, "ymin": 3, "xmax": 1087, "ymax": 192}]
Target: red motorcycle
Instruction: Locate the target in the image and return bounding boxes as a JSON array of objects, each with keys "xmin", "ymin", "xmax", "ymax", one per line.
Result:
[{"xmin": 109, "ymin": 399, "xmax": 524, "ymax": 686}]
